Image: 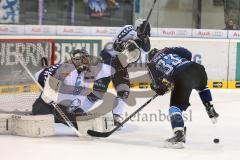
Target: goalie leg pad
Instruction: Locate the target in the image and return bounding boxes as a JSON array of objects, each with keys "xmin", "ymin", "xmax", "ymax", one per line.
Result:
[
  {"xmin": 76, "ymin": 112, "xmax": 114, "ymax": 136},
  {"xmin": 10, "ymin": 114, "xmax": 55, "ymax": 137},
  {"xmin": 0, "ymin": 114, "xmax": 13, "ymax": 134}
]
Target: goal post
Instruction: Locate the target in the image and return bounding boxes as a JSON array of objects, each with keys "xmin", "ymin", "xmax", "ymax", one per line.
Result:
[{"xmin": 0, "ymin": 39, "xmax": 55, "ymax": 113}]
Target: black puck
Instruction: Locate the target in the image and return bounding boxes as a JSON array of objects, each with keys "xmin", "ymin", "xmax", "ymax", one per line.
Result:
[{"xmin": 213, "ymin": 138, "xmax": 220, "ymax": 143}]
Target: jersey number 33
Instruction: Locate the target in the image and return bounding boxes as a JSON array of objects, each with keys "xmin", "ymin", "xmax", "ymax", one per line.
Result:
[{"xmin": 156, "ymin": 54, "xmax": 183, "ymax": 75}]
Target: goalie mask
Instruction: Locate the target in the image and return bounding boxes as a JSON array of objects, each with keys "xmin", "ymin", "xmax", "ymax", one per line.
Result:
[
  {"xmin": 70, "ymin": 48, "xmax": 91, "ymax": 72},
  {"xmin": 118, "ymin": 40, "xmax": 141, "ymax": 68}
]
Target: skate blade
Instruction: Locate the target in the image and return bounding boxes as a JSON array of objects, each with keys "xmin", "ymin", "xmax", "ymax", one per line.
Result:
[
  {"xmin": 211, "ymin": 117, "xmax": 218, "ymax": 124},
  {"xmin": 163, "ymin": 141, "xmax": 184, "ymax": 149}
]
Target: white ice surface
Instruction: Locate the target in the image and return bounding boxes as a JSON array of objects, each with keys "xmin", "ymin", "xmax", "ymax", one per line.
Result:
[{"xmin": 0, "ymin": 89, "xmax": 240, "ymax": 160}]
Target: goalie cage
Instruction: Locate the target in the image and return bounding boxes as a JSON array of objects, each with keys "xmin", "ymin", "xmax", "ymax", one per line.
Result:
[{"xmin": 0, "ymin": 39, "xmax": 55, "ymax": 114}]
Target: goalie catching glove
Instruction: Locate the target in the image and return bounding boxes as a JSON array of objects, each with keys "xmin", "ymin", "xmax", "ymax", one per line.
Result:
[
  {"xmin": 134, "ymin": 19, "xmax": 151, "ymax": 39},
  {"xmin": 150, "ymin": 79, "xmax": 174, "ymax": 96},
  {"xmin": 117, "ymin": 40, "xmax": 141, "ymax": 68}
]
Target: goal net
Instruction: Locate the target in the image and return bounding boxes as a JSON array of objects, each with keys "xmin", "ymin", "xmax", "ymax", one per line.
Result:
[{"xmin": 0, "ymin": 39, "xmax": 54, "ymax": 114}]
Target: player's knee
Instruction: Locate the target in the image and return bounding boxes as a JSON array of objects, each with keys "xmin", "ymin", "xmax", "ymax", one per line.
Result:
[
  {"xmin": 116, "ymin": 83, "xmax": 130, "ymax": 99},
  {"xmin": 117, "ymin": 90, "xmax": 129, "ymax": 99},
  {"xmin": 198, "ymin": 87, "xmax": 212, "ymax": 103}
]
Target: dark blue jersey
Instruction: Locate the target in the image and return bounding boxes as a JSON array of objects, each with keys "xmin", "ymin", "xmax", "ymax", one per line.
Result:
[
  {"xmin": 37, "ymin": 64, "xmax": 61, "ymax": 87},
  {"xmin": 169, "ymin": 47, "xmax": 192, "ymax": 61},
  {"xmin": 147, "ymin": 47, "xmax": 193, "ymax": 83}
]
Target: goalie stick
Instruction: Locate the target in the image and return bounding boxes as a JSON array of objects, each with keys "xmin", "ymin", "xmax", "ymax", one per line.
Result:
[
  {"xmin": 16, "ymin": 56, "xmax": 84, "ymax": 137},
  {"xmin": 87, "ymin": 94, "xmax": 158, "ymax": 138}
]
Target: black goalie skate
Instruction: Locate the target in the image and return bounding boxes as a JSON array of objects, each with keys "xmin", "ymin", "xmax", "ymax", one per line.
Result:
[{"xmin": 164, "ymin": 129, "xmax": 186, "ymax": 149}]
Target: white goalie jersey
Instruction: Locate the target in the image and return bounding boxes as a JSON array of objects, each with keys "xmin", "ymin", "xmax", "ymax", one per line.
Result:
[{"xmin": 35, "ymin": 61, "xmax": 115, "ymax": 112}]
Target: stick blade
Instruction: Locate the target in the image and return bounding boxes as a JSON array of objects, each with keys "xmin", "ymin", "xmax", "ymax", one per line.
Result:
[{"xmin": 87, "ymin": 129, "xmax": 111, "ymax": 138}]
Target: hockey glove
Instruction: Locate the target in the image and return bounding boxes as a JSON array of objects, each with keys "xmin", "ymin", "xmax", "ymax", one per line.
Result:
[
  {"xmin": 136, "ymin": 20, "xmax": 151, "ymax": 39},
  {"xmin": 113, "ymin": 41, "xmax": 126, "ymax": 52},
  {"xmin": 150, "ymin": 79, "xmax": 173, "ymax": 96},
  {"xmin": 41, "ymin": 76, "xmax": 61, "ymax": 104}
]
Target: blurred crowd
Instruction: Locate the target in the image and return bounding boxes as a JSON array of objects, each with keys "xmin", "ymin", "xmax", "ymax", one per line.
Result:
[{"xmin": 0, "ymin": 0, "xmax": 240, "ymax": 30}]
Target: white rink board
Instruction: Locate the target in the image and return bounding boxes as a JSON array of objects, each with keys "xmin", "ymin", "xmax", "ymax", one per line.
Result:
[
  {"xmin": 103, "ymin": 37, "xmax": 232, "ymax": 81},
  {"xmin": 228, "ymin": 39, "xmax": 239, "ymax": 81},
  {"xmin": 2, "ymin": 36, "xmax": 239, "ymax": 81},
  {"xmin": 149, "ymin": 38, "xmax": 230, "ymax": 81}
]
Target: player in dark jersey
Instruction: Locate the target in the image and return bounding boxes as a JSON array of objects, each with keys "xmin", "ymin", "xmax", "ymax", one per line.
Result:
[{"xmin": 147, "ymin": 47, "xmax": 219, "ymax": 148}]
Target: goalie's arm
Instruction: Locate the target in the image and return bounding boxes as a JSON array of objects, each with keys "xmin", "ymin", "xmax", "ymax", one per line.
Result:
[{"xmin": 52, "ymin": 64, "xmax": 85, "ymax": 95}]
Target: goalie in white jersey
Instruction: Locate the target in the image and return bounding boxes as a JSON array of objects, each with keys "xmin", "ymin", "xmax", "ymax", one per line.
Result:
[{"xmin": 32, "ymin": 49, "xmax": 115, "ymax": 127}]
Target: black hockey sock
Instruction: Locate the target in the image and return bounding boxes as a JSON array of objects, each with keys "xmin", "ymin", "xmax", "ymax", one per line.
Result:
[{"xmin": 198, "ymin": 87, "xmax": 212, "ymax": 103}]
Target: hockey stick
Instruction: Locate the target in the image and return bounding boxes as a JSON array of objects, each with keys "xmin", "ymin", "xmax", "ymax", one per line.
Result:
[
  {"xmin": 146, "ymin": 0, "xmax": 157, "ymax": 22},
  {"xmin": 141, "ymin": 0, "xmax": 157, "ymax": 39},
  {"xmin": 16, "ymin": 56, "xmax": 83, "ymax": 137},
  {"xmin": 87, "ymin": 94, "xmax": 158, "ymax": 137}
]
